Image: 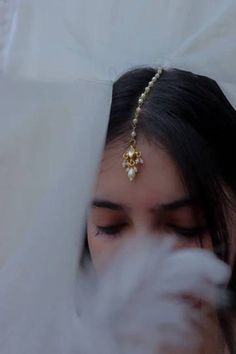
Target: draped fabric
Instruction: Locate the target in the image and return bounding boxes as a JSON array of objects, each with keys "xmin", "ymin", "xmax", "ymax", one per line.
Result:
[{"xmin": 6, "ymin": 0, "xmax": 236, "ymax": 107}]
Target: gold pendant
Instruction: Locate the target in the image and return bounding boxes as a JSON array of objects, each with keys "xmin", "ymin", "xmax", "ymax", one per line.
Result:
[{"xmin": 122, "ymin": 145, "xmax": 143, "ymax": 181}]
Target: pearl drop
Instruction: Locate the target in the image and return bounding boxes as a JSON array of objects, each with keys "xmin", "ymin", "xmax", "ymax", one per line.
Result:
[{"xmin": 128, "ymin": 168, "xmax": 136, "ymax": 181}]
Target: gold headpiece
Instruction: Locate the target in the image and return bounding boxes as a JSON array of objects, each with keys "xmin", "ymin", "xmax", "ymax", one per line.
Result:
[{"xmin": 122, "ymin": 67, "xmax": 163, "ymax": 181}]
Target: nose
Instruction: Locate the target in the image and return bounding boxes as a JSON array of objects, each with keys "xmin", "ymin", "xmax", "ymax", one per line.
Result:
[
  {"xmin": 131, "ymin": 222, "xmax": 153, "ymax": 239},
  {"xmin": 132, "ymin": 223, "xmax": 164, "ymax": 241},
  {"xmin": 132, "ymin": 222, "xmax": 176, "ymax": 244}
]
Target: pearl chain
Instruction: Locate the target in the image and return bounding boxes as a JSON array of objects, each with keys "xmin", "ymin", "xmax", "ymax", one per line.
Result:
[
  {"xmin": 130, "ymin": 67, "xmax": 163, "ymax": 147},
  {"xmin": 122, "ymin": 67, "xmax": 163, "ymax": 181}
]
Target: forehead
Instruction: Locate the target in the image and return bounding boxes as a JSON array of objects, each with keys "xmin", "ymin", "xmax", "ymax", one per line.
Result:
[{"xmin": 94, "ymin": 138, "xmax": 187, "ymax": 209}]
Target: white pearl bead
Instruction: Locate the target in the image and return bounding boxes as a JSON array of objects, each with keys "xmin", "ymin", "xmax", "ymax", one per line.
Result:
[
  {"xmin": 138, "ymin": 98, "xmax": 143, "ymax": 105},
  {"xmin": 158, "ymin": 67, "xmax": 163, "ymax": 74},
  {"xmin": 131, "ymin": 131, "xmax": 136, "ymax": 137},
  {"xmin": 133, "ymin": 118, "xmax": 138, "ymax": 124}
]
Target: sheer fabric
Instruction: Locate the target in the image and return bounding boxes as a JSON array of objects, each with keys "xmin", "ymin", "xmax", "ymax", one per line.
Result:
[{"xmin": 6, "ymin": 0, "xmax": 236, "ymax": 108}]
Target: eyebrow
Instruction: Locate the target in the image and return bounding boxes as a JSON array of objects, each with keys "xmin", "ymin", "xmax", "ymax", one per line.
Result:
[
  {"xmin": 158, "ymin": 197, "xmax": 197, "ymax": 211},
  {"xmin": 92, "ymin": 199, "xmax": 125, "ymax": 211},
  {"xmin": 91, "ymin": 196, "xmax": 197, "ymax": 212}
]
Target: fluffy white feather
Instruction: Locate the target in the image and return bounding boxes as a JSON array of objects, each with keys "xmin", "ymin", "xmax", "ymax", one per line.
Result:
[{"xmin": 77, "ymin": 238, "xmax": 230, "ymax": 354}]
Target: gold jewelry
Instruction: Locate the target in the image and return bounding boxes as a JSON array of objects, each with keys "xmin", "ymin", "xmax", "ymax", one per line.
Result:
[{"xmin": 122, "ymin": 67, "xmax": 163, "ymax": 181}]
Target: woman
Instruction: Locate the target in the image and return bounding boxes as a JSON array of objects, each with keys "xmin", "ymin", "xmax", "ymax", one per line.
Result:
[
  {"xmin": 0, "ymin": 1, "xmax": 236, "ymax": 353},
  {"xmin": 85, "ymin": 67, "xmax": 236, "ymax": 353}
]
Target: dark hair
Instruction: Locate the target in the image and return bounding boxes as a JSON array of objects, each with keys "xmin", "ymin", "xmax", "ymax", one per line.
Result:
[{"xmin": 84, "ymin": 67, "xmax": 236, "ymax": 352}]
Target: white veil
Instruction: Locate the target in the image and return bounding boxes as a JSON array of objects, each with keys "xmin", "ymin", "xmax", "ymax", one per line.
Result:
[{"xmin": 0, "ymin": 1, "xmax": 236, "ymax": 353}]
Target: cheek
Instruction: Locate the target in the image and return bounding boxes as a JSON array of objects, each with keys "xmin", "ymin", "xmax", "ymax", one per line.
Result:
[
  {"xmin": 175, "ymin": 232, "xmax": 213, "ymax": 251},
  {"xmin": 87, "ymin": 223, "xmax": 127, "ymax": 272}
]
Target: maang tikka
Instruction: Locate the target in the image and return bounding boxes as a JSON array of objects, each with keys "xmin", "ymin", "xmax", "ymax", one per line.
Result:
[{"xmin": 122, "ymin": 67, "xmax": 163, "ymax": 181}]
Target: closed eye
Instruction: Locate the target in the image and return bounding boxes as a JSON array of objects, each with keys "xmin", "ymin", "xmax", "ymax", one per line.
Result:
[
  {"xmin": 95, "ymin": 223, "xmax": 127, "ymax": 237},
  {"xmin": 166, "ymin": 224, "xmax": 207, "ymax": 238},
  {"xmin": 95, "ymin": 223, "xmax": 207, "ymax": 238}
]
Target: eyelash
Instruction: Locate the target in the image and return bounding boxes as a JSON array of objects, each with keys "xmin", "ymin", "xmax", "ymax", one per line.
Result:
[
  {"xmin": 95, "ymin": 224, "xmax": 126, "ymax": 237},
  {"xmin": 166, "ymin": 224, "xmax": 207, "ymax": 238},
  {"xmin": 95, "ymin": 224, "xmax": 207, "ymax": 239}
]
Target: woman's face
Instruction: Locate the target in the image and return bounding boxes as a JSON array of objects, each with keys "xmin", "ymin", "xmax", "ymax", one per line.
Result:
[{"xmin": 87, "ymin": 137, "xmax": 211, "ymax": 271}]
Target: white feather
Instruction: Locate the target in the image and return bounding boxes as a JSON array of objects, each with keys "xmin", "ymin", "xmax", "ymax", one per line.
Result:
[{"xmin": 77, "ymin": 237, "xmax": 230, "ymax": 354}]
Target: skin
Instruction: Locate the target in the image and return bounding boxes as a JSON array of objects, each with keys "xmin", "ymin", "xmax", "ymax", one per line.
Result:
[
  {"xmin": 87, "ymin": 136, "xmax": 229, "ymax": 353},
  {"xmin": 87, "ymin": 137, "xmax": 211, "ymax": 270}
]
